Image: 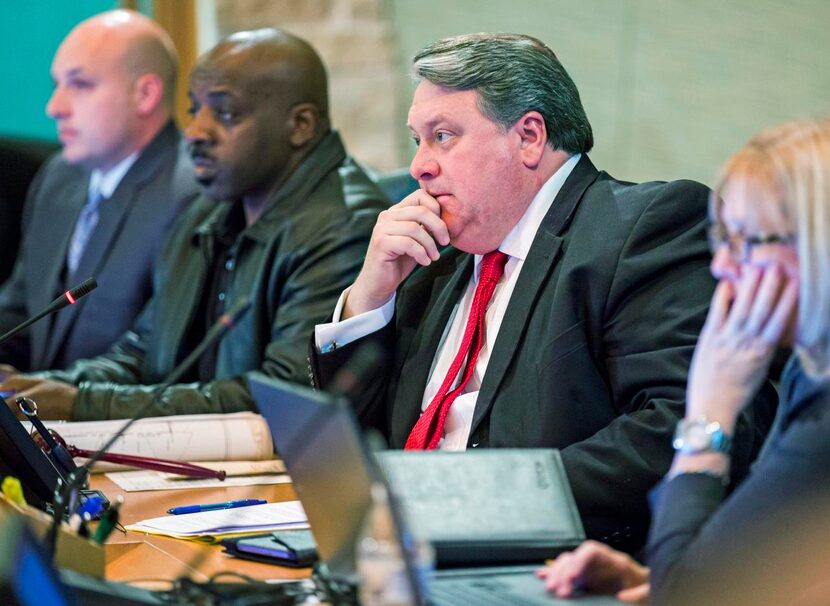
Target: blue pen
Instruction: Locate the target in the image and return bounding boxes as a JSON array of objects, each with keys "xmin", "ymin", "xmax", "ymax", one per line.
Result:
[{"xmin": 167, "ymin": 498, "xmax": 267, "ymax": 515}]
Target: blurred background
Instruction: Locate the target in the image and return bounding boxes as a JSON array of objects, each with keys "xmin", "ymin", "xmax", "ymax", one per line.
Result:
[{"xmin": 1, "ymin": 0, "xmax": 828, "ymax": 185}]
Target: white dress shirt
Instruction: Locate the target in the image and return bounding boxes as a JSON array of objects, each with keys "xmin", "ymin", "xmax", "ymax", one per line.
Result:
[
  {"xmin": 315, "ymin": 154, "xmax": 580, "ymax": 449},
  {"xmin": 88, "ymin": 150, "xmax": 140, "ymax": 199}
]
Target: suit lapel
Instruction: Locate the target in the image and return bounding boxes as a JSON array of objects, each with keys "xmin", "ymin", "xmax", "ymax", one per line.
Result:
[
  {"xmin": 43, "ymin": 187, "xmax": 134, "ymax": 367},
  {"xmin": 31, "ymin": 176, "xmax": 89, "ymax": 368},
  {"xmin": 470, "ymin": 155, "xmax": 601, "ymax": 438}
]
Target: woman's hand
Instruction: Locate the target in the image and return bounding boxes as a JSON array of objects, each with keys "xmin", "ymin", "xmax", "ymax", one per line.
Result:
[
  {"xmin": 537, "ymin": 540, "xmax": 650, "ymax": 603},
  {"xmin": 686, "ymin": 264, "xmax": 798, "ymax": 433}
]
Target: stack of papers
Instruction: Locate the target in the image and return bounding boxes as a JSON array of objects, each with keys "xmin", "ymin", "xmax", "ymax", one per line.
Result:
[{"xmin": 126, "ymin": 501, "xmax": 308, "ymax": 542}]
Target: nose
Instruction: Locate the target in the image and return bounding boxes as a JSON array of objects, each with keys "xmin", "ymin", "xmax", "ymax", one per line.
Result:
[
  {"xmin": 46, "ymin": 85, "xmax": 69, "ymax": 120},
  {"xmin": 184, "ymin": 106, "xmax": 213, "ymax": 145},
  {"xmin": 710, "ymin": 245, "xmax": 740, "ymax": 282},
  {"xmin": 409, "ymin": 143, "xmax": 439, "ymax": 181}
]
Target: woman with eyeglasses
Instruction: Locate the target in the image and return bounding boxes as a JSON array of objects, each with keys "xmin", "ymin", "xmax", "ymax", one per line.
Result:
[{"xmin": 538, "ymin": 118, "xmax": 830, "ymax": 605}]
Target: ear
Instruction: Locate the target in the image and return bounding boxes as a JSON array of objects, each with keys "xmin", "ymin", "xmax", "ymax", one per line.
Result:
[
  {"xmin": 132, "ymin": 73, "xmax": 164, "ymax": 117},
  {"xmin": 512, "ymin": 110, "xmax": 547, "ymax": 169},
  {"xmin": 287, "ymin": 103, "xmax": 320, "ymax": 147}
]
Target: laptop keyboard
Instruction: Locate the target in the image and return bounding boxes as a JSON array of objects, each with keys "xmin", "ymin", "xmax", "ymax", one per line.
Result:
[{"xmin": 429, "ymin": 578, "xmax": 542, "ymax": 606}]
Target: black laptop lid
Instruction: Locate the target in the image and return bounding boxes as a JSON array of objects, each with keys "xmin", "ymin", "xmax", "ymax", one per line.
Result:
[{"xmin": 249, "ymin": 373, "xmax": 374, "ymax": 581}]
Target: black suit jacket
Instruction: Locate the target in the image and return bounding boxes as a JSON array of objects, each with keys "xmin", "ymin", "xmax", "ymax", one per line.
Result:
[
  {"xmin": 0, "ymin": 122, "xmax": 199, "ymax": 370},
  {"xmin": 312, "ymin": 156, "xmax": 771, "ymax": 552}
]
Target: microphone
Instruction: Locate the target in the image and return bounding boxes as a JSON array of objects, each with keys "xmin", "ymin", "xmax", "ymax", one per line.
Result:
[
  {"xmin": 0, "ymin": 278, "xmax": 97, "ymax": 345},
  {"xmin": 153, "ymin": 296, "xmax": 252, "ymax": 390},
  {"xmin": 74, "ymin": 295, "xmax": 251, "ymax": 473},
  {"xmin": 45, "ymin": 296, "xmax": 252, "ymax": 555}
]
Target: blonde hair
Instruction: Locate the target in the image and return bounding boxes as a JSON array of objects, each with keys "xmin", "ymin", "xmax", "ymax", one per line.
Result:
[{"xmin": 713, "ymin": 118, "xmax": 830, "ymax": 377}]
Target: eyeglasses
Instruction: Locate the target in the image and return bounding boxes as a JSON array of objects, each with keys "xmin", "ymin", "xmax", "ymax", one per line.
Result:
[{"xmin": 707, "ymin": 225, "xmax": 796, "ymax": 263}]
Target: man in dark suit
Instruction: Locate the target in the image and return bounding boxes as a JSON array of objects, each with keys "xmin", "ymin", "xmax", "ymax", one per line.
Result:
[
  {"xmin": 0, "ymin": 10, "xmax": 198, "ymax": 371},
  {"xmin": 311, "ymin": 33, "xmax": 770, "ymax": 553}
]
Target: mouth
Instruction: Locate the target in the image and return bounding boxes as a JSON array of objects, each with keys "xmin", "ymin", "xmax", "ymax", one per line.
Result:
[
  {"xmin": 426, "ymin": 190, "xmax": 451, "ymax": 202},
  {"xmin": 57, "ymin": 128, "xmax": 78, "ymax": 143},
  {"xmin": 190, "ymin": 153, "xmax": 218, "ymax": 182}
]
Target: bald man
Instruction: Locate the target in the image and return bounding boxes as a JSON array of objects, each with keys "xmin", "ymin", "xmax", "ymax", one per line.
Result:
[
  {"xmin": 0, "ymin": 10, "xmax": 199, "ymax": 372},
  {"xmin": 4, "ymin": 28, "xmax": 388, "ymax": 420}
]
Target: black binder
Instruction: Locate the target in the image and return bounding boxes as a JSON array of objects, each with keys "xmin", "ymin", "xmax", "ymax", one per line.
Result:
[{"xmin": 377, "ymin": 449, "xmax": 585, "ymax": 565}]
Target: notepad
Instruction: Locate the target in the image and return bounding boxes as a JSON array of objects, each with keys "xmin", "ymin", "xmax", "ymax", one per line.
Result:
[{"xmin": 125, "ymin": 500, "xmax": 309, "ymax": 542}]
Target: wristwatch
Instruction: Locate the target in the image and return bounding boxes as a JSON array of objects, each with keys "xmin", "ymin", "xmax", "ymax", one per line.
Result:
[{"xmin": 672, "ymin": 417, "xmax": 732, "ymax": 454}]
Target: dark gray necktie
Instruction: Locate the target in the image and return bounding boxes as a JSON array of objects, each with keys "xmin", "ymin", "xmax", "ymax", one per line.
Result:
[{"xmin": 67, "ymin": 188, "xmax": 104, "ymax": 274}]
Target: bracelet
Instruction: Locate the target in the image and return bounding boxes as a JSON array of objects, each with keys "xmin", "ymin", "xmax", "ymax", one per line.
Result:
[{"xmin": 667, "ymin": 468, "xmax": 729, "ymax": 486}]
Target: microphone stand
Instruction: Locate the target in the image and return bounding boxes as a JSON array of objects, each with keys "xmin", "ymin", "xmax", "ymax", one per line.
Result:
[
  {"xmin": 44, "ymin": 297, "xmax": 252, "ymax": 556},
  {"xmin": 0, "ymin": 278, "xmax": 97, "ymax": 345}
]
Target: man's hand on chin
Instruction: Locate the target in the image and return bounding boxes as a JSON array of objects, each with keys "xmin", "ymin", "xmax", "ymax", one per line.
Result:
[
  {"xmin": 344, "ymin": 189, "xmax": 450, "ymax": 319},
  {"xmin": 1, "ymin": 375, "xmax": 77, "ymax": 420}
]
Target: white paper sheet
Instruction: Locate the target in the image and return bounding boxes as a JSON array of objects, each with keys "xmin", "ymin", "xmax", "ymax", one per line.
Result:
[{"xmin": 126, "ymin": 500, "xmax": 308, "ymax": 539}]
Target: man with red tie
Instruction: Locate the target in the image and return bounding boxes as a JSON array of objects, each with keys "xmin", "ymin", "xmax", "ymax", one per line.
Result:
[{"xmin": 311, "ymin": 33, "xmax": 774, "ymax": 553}]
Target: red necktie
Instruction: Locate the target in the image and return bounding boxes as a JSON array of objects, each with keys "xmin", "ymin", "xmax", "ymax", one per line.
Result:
[{"xmin": 405, "ymin": 250, "xmax": 509, "ymax": 450}]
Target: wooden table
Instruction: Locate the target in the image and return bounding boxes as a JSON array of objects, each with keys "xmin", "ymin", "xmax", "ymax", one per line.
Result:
[{"xmin": 91, "ymin": 474, "xmax": 312, "ymax": 586}]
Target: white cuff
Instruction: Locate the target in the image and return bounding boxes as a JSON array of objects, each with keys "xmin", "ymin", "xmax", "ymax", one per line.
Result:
[{"xmin": 314, "ymin": 287, "xmax": 396, "ymax": 353}]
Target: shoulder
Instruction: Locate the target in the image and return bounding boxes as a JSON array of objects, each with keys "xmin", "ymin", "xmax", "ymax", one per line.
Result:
[
  {"xmin": 587, "ymin": 175, "xmax": 710, "ymax": 221},
  {"xmin": 280, "ymin": 154, "xmax": 388, "ymax": 241},
  {"xmin": 304, "ymin": 154, "xmax": 389, "ymax": 218},
  {"xmin": 30, "ymin": 152, "xmax": 85, "ymax": 191},
  {"xmin": 23, "ymin": 153, "xmax": 86, "ymax": 215},
  {"xmin": 336, "ymin": 156, "xmax": 391, "ymax": 213},
  {"xmin": 776, "ymin": 359, "xmax": 830, "ymax": 460},
  {"xmin": 566, "ymin": 176, "xmax": 711, "ymax": 257},
  {"xmin": 130, "ymin": 133, "xmax": 200, "ymax": 213}
]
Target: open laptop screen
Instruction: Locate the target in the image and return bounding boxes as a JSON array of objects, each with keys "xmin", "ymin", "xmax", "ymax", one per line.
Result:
[{"xmin": 249, "ymin": 373, "xmax": 374, "ymax": 581}]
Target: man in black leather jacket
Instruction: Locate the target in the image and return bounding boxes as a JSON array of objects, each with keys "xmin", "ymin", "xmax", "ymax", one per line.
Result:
[{"xmin": 2, "ymin": 28, "xmax": 388, "ymax": 420}]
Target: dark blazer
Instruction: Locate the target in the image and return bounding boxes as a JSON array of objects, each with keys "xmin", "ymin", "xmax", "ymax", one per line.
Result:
[
  {"xmin": 312, "ymin": 155, "xmax": 770, "ymax": 552},
  {"xmin": 648, "ymin": 355, "xmax": 830, "ymax": 605},
  {"xmin": 0, "ymin": 122, "xmax": 199, "ymax": 371}
]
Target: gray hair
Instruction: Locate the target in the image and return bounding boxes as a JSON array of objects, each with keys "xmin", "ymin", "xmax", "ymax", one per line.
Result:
[{"xmin": 412, "ymin": 33, "xmax": 593, "ymax": 154}]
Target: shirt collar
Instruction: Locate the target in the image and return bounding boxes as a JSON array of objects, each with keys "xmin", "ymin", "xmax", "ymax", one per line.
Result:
[
  {"xmin": 88, "ymin": 150, "xmax": 140, "ymax": 199},
  {"xmin": 474, "ymin": 153, "xmax": 580, "ymax": 278}
]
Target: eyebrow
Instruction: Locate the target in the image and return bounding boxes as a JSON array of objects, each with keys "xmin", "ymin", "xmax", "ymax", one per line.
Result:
[
  {"xmin": 407, "ymin": 113, "xmax": 454, "ymax": 133},
  {"xmin": 205, "ymin": 89, "xmax": 237, "ymax": 103},
  {"xmin": 53, "ymin": 67, "xmax": 91, "ymax": 80}
]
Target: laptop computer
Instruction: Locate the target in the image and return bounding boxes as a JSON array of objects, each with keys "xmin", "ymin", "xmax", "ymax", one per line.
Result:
[{"xmin": 250, "ymin": 372, "xmax": 621, "ymax": 605}]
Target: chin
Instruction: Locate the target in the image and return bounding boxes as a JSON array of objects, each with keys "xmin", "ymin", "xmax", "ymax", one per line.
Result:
[
  {"xmin": 196, "ymin": 179, "xmax": 226, "ymax": 201},
  {"xmin": 60, "ymin": 147, "xmax": 85, "ymax": 166},
  {"xmin": 453, "ymin": 230, "xmax": 504, "ymax": 256}
]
